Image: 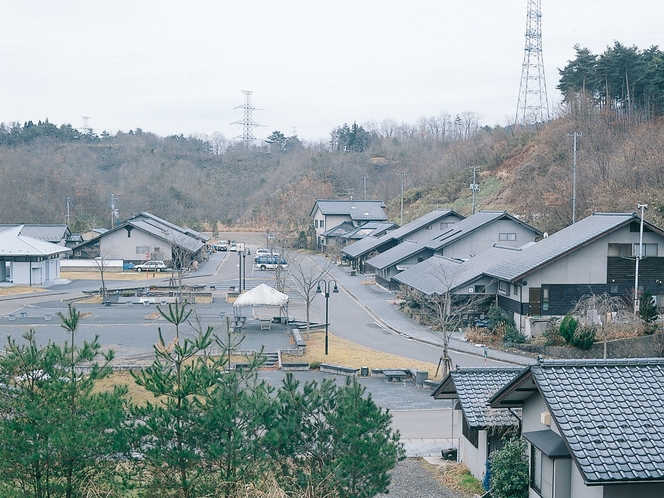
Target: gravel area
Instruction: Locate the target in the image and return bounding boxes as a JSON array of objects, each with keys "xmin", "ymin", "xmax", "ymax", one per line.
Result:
[{"xmin": 378, "ymin": 458, "xmax": 471, "ymax": 498}]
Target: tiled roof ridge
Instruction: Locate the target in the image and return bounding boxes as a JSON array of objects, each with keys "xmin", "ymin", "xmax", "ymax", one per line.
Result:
[
  {"xmin": 538, "ymin": 357, "xmax": 664, "ymax": 367},
  {"xmin": 453, "ymin": 366, "xmax": 526, "ymax": 373}
]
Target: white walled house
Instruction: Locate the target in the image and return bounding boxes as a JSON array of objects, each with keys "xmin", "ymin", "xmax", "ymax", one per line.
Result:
[
  {"xmin": 309, "ymin": 199, "xmax": 387, "ymax": 252},
  {"xmin": 432, "ymin": 367, "xmax": 523, "ymax": 482},
  {"xmin": 0, "ymin": 226, "xmax": 71, "ymax": 285},
  {"xmin": 490, "ymin": 358, "xmax": 664, "ymax": 498}
]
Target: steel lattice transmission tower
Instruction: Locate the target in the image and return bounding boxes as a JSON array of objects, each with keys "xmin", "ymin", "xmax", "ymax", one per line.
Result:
[
  {"xmin": 232, "ymin": 90, "xmax": 260, "ymax": 145},
  {"xmin": 515, "ymin": 0, "xmax": 550, "ymax": 125}
]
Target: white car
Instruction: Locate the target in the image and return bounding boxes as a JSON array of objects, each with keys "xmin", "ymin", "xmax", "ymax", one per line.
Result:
[
  {"xmin": 255, "ymin": 248, "xmax": 278, "ymax": 257},
  {"xmin": 134, "ymin": 260, "xmax": 169, "ymax": 272},
  {"xmin": 229, "ymin": 242, "xmax": 238, "ymax": 252}
]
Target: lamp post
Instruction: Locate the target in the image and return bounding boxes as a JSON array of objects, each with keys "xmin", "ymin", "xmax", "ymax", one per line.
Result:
[{"xmin": 316, "ymin": 279, "xmax": 338, "ymax": 355}]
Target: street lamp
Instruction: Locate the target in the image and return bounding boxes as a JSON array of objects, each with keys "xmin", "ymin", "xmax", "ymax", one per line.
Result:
[{"xmin": 316, "ymin": 279, "xmax": 338, "ymax": 355}]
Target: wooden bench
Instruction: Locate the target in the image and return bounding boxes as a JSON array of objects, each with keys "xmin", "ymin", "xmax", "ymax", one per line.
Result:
[{"xmin": 383, "ymin": 369, "xmax": 408, "ymax": 382}]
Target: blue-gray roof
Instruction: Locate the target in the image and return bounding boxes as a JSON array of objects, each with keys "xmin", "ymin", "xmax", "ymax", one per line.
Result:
[
  {"xmin": 393, "ymin": 246, "xmax": 522, "ymax": 295},
  {"xmin": 366, "ymin": 240, "xmax": 424, "ymax": 270},
  {"xmin": 311, "ymin": 200, "xmax": 387, "ymax": 221},
  {"xmin": 493, "ymin": 358, "xmax": 664, "ymax": 485},
  {"xmin": 0, "ymin": 224, "xmax": 71, "ymax": 244},
  {"xmin": 343, "ymin": 209, "xmax": 462, "ymax": 258},
  {"xmin": 366, "ymin": 211, "xmax": 538, "ymax": 271},
  {"xmin": 341, "ymin": 221, "xmax": 397, "ymax": 240},
  {"xmin": 483, "ymin": 212, "xmax": 645, "ymax": 282},
  {"xmin": 433, "ymin": 367, "xmax": 524, "ymax": 429}
]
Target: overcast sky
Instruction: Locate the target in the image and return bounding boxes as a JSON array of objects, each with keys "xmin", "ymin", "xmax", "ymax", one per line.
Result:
[{"xmin": 1, "ymin": 1, "xmax": 661, "ymax": 142}]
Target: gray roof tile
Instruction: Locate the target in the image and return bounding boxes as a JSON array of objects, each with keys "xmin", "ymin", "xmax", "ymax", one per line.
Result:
[
  {"xmin": 312, "ymin": 200, "xmax": 387, "ymax": 221},
  {"xmin": 531, "ymin": 358, "xmax": 664, "ymax": 484},
  {"xmin": 433, "ymin": 367, "xmax": 524, "ymax": 429}
]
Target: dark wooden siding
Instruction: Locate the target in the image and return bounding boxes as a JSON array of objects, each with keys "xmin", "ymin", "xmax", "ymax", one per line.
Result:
[{"xmin": 607, "ymin": 256, "xmax": 664, "ymax": 286}]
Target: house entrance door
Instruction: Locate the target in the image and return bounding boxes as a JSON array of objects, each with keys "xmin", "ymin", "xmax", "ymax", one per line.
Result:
[{"xmin": 529, "ymin": 288, "xmax": 541, "ymax": 316}]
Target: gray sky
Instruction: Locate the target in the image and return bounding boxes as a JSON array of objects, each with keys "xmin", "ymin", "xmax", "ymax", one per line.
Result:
[{"xmin": 1, "ymin": 0, "xmax": 661, "ymax": 142}]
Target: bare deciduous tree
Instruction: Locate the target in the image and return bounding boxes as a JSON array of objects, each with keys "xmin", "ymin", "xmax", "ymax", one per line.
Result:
[
  {"xmin": 571, "ymin": 291, "xmax": 633, "ymax": 359},
  {"xmin": 289, "ymin": 255, "xmax": 333, "ymax": 338}
]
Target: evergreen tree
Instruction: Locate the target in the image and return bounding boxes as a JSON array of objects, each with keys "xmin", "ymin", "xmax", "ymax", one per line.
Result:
[
  {"xmin": 489, "ymin": 437, "xmax": 529, "ymax": 498},
  {"xmin": 0, "ymin": 305, "xmax": 128, "ymax": 498}
]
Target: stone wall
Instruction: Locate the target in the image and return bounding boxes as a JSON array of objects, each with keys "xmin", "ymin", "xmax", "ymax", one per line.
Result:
[{"xmin": 513, "ymin": 333, "xmax": 664, "ymax": 359}]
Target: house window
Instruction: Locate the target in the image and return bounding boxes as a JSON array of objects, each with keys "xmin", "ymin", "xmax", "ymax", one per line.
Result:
[
  {"xmin": 513, "ymin": 284, "xmax": 519, "ymax": 296},
  {"xmin": 462, "ymin": 414, "xmax": 479, "ymax": 448},
  {"xmin": 499, "ymin": 233, "xmax": 516, "ymax": 241},
  {"xmin": 474, "ymin": 285, "xmax": 485, "ymax": 294},
  {"xmin": 498, "ymin": 281, "xmax": 510, "ymax": 296},
  {"xmin": 541, "ymin": 287, "xmax": 549, "ymax": 312},
  {"xmin": 531, "ymin": 444, "xmax": 543, "ymax": 493},
  {"xmin": 440, "ymin": 222, "xmax": 454, "ymax": 229},
  {"xmin": 633, "ymin": 243, "xmax": 658, "ymax": 257},
  {"xmin": 315, "ymin": 220, "xmax": 319, "ymax": 228},
  {"xmin": 320, "ymin": 220, "xmax": 324, "ymax": 228},
  {"xmin": 136, "ymin": 246, "xmax": 150, "ymax": 255}
]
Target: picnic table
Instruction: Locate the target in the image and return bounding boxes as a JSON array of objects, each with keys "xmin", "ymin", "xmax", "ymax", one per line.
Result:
[{"xmin": 383, "ymin": 369, "xmax": 407, "ymax": 382}]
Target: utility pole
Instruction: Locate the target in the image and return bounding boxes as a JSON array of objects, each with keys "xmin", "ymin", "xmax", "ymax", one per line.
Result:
[
  {"xmin": 65, "ymin": 197, "xmax": 71, "ymax": 228},
  {"xmin": 567, "ymin": 132, "xmax": 581, "ymax": 223},
  {"xmin": 515, "ymin": 0, "xmax": 549, "ymax": 125},
  {"xmin": 110, "ymin": 193, "xmax": 119, "ymax": 228},
  {"xmin": 469, "ymin": 166, "xmax": 480, "ymax": 215},
  {"xmin": 362, "ymin": 176, "xmax": 368, "ymax": 200},
  {"xmin": 399, "ymin": 172, "xmax": 407, "ymax": 225},
  {"xmin": 634, "ymin": 204, "xmax": 648, "ymax": 315}
]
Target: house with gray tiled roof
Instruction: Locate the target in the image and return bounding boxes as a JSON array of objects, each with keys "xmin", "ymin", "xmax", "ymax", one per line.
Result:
[
  {"xmin": 394, "ymin": 212, "xmax": 664, "ymax": 337},
  {"xmin": 490, "ymin": 358, "xmax": 664, "ymax": 497},
  {"xmin": 366, "ymin": 211, "xmax": 541, "ymax": 289},
  {"xmin": 310, "ymin": 199, "xmax": 388, "ymax": 252},
  {"xmin": 72, "ymin": 212, "xmax": 205, "ymax": 266},
  {"xmin": 342, "ymin": 209, "xmax": 464, "ymax": 272},
  {"xmin": 432, "ymin": 367, "xmax": 524, "ymax": 481}
]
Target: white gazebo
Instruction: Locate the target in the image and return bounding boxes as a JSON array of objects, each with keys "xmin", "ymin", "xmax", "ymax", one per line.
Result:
[
  {"xmin": 0, "ymin": 225, "xmax": 72, "ymax": 285},
  {"xmin": 232, "ymin": 283, "xmax": 289, "ymax": 328}
]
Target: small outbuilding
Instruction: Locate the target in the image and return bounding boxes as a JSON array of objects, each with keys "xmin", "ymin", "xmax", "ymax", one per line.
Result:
[{"xmin": 0, "ymin": 225, "xmax": 72, "ymax": 285}]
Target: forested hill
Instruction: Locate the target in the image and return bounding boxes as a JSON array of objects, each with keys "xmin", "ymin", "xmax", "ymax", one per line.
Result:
[{"xmin": 1, "ymin": 41, "xmax": 664, "ymax": 237}]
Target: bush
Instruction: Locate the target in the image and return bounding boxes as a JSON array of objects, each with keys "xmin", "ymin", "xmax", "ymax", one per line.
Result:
[
  {"xmin": 502, "ymin": 323, "xmax": 527, "ymax": 344},
  {"xmin": 489, "ymin": 437, "xmax": 529, "ymax": 498},
  {"xmin": 542, "ymin": 325, "xmax": 565, "ymax": 346},
  {"xmin": 570, "ymin": 326, "xmax": 596, "ymax": 350},
  {"xmin": 559, "ymin": 314, "xmax": 578, "ymax": 343}
]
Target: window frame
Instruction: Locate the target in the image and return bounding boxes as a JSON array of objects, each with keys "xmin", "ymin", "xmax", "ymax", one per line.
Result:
[
  {"xmin": 530, "ymin": 444, "xmax": 543, "ymax": 493},
  {"xmin": 499, "ymin": 232, "xmax": 516, "ymax": 241}
]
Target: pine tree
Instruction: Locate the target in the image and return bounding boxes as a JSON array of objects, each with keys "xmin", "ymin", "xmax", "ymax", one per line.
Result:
[{"xmin": 0, "ymin": 305, "xmax": 128, "ymax": 498}]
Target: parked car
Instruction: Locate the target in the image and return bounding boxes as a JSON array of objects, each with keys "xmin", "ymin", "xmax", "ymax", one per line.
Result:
[
  {"xmin": 229, "ymin": 242, "xmax": 238, "ymax": 252},
  {"xmin": 216, "ymin": 240, "xmax": 229, "ymax": 251},
  {"xmin": 253, "ymin": 255, "xmax": 288, "ymax": 271},
  {"xmin": 255, "ymin": 248, "xmax": 278, "ymax": 257},
  {"xmin": 134, "ymin": 260, "xmax": 169, "ymax": 272}
]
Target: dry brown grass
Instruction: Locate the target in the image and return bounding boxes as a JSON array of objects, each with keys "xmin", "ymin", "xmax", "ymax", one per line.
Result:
[
  {"xmin": 421, "ymin": 460, "xmax": 485, "ymax": 496},
  {"xmin": 283, "ymin": 329, "xmax": 441, "ymax": 379},
  {"xmin": 0, "ymin": 285, "xmax": 47, "ymax": 297},
  {"xmin": 61, "ymin": 271, "xmax": 159, "ymax": 281}
]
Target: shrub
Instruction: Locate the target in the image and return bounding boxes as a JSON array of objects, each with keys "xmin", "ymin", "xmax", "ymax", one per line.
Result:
[
  {"xmin": 570, "ymin": 326, "xmax": 596, "ymax": 350},
  {"xmin": 542, "ymin": 326, "xmax": 565, "ymax": 346},
  {"xmin": 640, "ymin": 289, "xmax": 658, "ymax": 325},
  {"xmin": 559, "ymin": 314, "xmax": 578, "ymax": 343},
  {"xmin": 502, "ymin": 323, "xmax": 527, "ymax": 344},
  {"xmin": 489, "ymin": 437, "xmax": 529, "ymax": 498}
]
